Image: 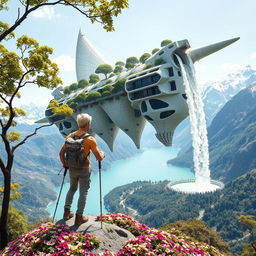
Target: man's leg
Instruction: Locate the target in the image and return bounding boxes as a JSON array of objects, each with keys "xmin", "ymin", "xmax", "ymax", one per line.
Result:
[
  {"xmin": 64, "ymin": 170, "xmax": 79, "ymax": 210},
  {"xmin": 76, "ymin": 168, "xmax": 91, "ymax": 216}
]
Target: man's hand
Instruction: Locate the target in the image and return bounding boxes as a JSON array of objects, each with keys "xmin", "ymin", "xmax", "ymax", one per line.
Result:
[{"xmin": 97, "ymin": 150, "xmax": 105, "ymax": 161}]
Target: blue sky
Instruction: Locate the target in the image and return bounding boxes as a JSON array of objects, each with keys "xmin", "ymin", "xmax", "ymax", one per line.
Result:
[{"xmin": 2, "ymin": 0, "xmax": 256, "ymax": 106}]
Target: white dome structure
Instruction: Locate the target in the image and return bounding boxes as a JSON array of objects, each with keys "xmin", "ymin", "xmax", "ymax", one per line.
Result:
[{"xmin": 76, "ymin": 29, "xmax": 107, "ymax": 81}]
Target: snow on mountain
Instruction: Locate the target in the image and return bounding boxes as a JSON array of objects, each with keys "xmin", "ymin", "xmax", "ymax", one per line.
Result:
[
  {"xmin": 202, "ymin": 65, "xmax": 256, "ymax": 123},
  {"xmin": 16, "ymin": 104, "xmax": 46, "ymax": 124}
]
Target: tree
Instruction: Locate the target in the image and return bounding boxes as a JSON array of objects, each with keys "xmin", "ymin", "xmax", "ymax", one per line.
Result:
[
  {"xmin": 161, "ymin": 39, "xmax": 172, "ymax": 47},
  {"xmin": 0, "ymin": 184, "xmax": 28, "ymax": 244},
  {"xmin": 238, "ymin": 215, "xmax": 256, "ymax": 253},
  {"xmin": 115, "ymin": 61, "xmax": 125, "ymax": 66},
  {"xmin": 89, "ymin": 73, "xmax": 100, "ymax": 84},
  {"xmin": 0, "ymin": 0, "xmax": 128, "ymax": 249},
  {"xmin": 125, "ymin": 56, "xmax": 139, "ymax": 69},
  {"xmin": 114, "ymin": 65, "xmax": 123, "ymax": 74},
  {"xmin": 78, "ymin": 79, "xmax": 89, "ymax": 89},
  {"xmin": 0, "ymin": 1, "xmax": 129, "ymax": 43},
  {"xmin": 69, "ymin": 82, "xmax": 78, "ymax": 92},
  {"xmin": 152, "ymin": 48, "xmax": 159, "ymax": 54},
  {"xmin": 139, "ymin": 53, "xmax": 151, "ymax": 64},
  {"xmin": 63, "ymin": 86, "xmax": 71, "ymax": 95},
  {"xmin": 95, "ymin": 64, "xmax": 113, "ymax": 79}
]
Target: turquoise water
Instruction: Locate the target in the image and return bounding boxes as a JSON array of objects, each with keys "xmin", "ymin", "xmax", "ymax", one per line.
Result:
[{"xmin": 47, "ymin": 147, "xmax": 194, "ymax": 219}]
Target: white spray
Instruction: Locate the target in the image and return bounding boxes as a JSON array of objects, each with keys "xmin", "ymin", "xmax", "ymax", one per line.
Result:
[{"xmin": 176, "ymin": 55, "xmax": 211, "ymax": 186}]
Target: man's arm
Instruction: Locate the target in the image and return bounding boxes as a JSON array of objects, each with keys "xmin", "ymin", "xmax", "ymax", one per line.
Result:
[
  {"xmin": 90, "ymin": 138, "xmax": 105, "ymax": 161},
  {"xmin": 59, "ymin": 144, "xmax": 68, "ymax": 168}
]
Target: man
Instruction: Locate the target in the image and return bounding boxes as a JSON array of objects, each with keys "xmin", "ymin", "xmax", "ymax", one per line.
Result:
[{"xmin": 59, "ymin": 113, "xmax": 105, "ymax": 225}]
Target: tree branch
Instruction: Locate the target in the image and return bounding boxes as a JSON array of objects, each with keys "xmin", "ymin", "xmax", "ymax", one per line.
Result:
[
  {"xmin": 15, "ymin": 8, "xmax": 21, "ymax": 23},
  {"xmin": 12, "ymin": 123, "xmax": 53, "ymax": 152},
  {"xmin": 0, "ymin": 157, "xmax": 5, "ymax": 172},
  {"xmin": 0, "ymin": 1, "xmax": 62, "ymax": 42}
]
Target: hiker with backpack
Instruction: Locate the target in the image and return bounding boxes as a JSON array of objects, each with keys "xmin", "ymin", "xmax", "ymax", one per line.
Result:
[{"xmin": 59, "ymin": 113, "xmax": 105, "ymax": 225}]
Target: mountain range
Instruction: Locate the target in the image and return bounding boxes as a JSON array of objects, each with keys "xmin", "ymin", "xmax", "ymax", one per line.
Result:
[{"xmin": 173, "ymin": 65, "xmax": 256, "ymax": 147}]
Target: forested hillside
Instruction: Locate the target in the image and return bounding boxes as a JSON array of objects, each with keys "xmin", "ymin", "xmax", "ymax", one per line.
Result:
[{"xmin": 104, "ymin": 169, "xmax": 256, "ymax": 254}]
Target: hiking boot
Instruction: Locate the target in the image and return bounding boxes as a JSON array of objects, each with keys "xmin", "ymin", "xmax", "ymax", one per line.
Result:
[
  {"xmin": 75, "ymin": 214, "xmax": 89, "ymax": 225},
  {"xmin": 63, "ymin": 208, "xmax": 74, "ymax": 221}
]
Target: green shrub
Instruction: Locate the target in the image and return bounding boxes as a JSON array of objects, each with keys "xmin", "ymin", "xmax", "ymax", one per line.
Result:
[
  {"xmin": 85, "ymin": 91, "xmax": 102, "ymax": 102},
  {"xmin": 143, "ymin": 63, "xmax": 154, "ymax": 70},
  {"xmin": 63, "ymin": 86, "xmax": 71, "ymax": 95},
  {"xmin": 125, "ymin": 56, "xmax": 139, "ymax": 69},
  {"xmin": 78, "ymin": 79, "xmax": 89, "ymax": 89},
  {"xmin": 0, "ymin": 206, "xmax": 29, "ymax": 244},
  {"xmin": 152, "ymin": 48, "xmax": 159, "ymax": 54},
  {"xmin": 139, "ymin": 53, "xmax": 151, "ymax": 64},
  {"xmin": 112, "ymin": 78, "xmax": 126, "ymax": 93},
  {"xmin": 73, "ymin": 93, "xmax": 87, "ymax": 104},
  {"xmin": 102, "ymin": 91, "xmax": 112, "ymax": 97},
  {"xmin": 69, "ymin": 83, "xmax": 78, "ymax": 92},
  {"xmin": 89, "ymin": 73, "xmax": 100, "ymax": 84},
  {"xmin": 114, "ymin": 65, "xmax": 123, "ymax": 74},
  {"xmin": 154, "ymin": 57, "xmax": 166, "ymax": 66},
  {"xmin": 161, "ymin": 39, "xmax": 173, "ymax": 47}
]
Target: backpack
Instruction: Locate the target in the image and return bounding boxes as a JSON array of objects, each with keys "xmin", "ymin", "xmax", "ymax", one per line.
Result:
[{"xmin": 65, "ymin": 132, "xmax": 91, "ymax": 168}]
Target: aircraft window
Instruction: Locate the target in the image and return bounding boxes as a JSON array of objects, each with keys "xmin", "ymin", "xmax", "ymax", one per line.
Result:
[
  {"xmin": 178, "ymin": 71, "xmax": 182, "ymax": 77},
  {"xmin": 134, "ymin": 109, "xmax": 142, "ymax": 117},
  {"xmin": 182, "ymin": 94, "xmax": 187, "ymax": 100},
  {"xmin": 168, "ymin": 44, "xmax": 174, "ymax": 49},
  {"xmin": 149, "ymin": 99, "xmax": 169, "ymax": 110},
  {"xmin": 159, "ymin": 51, "xmax": 164, "ymax": 55},
  {"xmin": 145, "ymin": 115, "xmax": 153, "ymax": 121},
  {"xmin": 170, "ymin": 81, "xmax": 176, "ymax": 91},
  {"xmin": 141, "ymin": 101, "xmax": 147, "ymax": 113},
  {"xmin": 63, "ymin": 121, "xmax": 72, "ymax": 129},
  {"xmin": 152, "ymin": 74, "xmax": 160, "ymax": 83},
  {"xmin": 160, "ymin": 110, "xmax": 175, "ymax": 119},
  {"xmin": 173, "ymin": 54, "xmax": 180, "ymax": 67},
  {"xmin": 59, "ymin": 123, "xmax": 63, "ymax": 130},
  {"xmin": 131, "ymin": 86, "xmax": 161, "ymax": 100},
  {"xmin": 127, "ymin": 74, "xmax": 161, "ymax": 91},
  {"xmin": 168, "ymin": 67, "xmax": 174, "ymax": 77}
]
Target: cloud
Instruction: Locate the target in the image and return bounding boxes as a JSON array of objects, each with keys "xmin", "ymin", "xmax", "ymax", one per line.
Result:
[
  {"xmin": 251, "ymin": 52, "xmax": 256, "ymax": 59},
  {"xmin": 32, "ymin": 6, "xmax": 61, "ymax": 20},
  {"xmin": 220, "ymin": 62, "xmax": 243, "ymax": 72},
  {"xmin": 52, "ymin": 55, "xmax": 75, "ymax": 72}
]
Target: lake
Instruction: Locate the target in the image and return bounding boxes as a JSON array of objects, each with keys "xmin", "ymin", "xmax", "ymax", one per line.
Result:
[{"xmin": 47, "ymin": 147, "xmax": 194, "ymax": 219}]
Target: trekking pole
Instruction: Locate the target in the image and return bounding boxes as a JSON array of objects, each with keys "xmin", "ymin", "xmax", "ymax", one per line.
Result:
[
  {"xmin": 98, "ymin": 161, "xmax": 103, "ymax": 229},
  {"xmin": 52, "ymin": 168, "xmax": 68, "ymax": 222}
]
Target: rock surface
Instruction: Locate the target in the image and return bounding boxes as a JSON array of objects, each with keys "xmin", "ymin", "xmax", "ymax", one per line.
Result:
[{"xmin": 57, "ymin": 215, "xmax": 135, "ymax": 253}]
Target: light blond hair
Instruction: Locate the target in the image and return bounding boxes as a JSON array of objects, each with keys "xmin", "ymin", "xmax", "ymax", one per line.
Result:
[{"xmin": 76, "ymin": 113, "xmax": 92, "ymax": 128}]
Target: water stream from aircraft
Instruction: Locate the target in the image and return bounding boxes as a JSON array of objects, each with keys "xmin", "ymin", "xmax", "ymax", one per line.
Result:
[{"xmin": 176, "ymin": 55, "xmax": 211, "ymax": 186}]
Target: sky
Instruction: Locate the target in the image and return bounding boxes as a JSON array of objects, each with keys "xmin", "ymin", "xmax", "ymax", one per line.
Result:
[{"xmin": 2, "ymin": 0, "xmax": 256, "ymax": 107}]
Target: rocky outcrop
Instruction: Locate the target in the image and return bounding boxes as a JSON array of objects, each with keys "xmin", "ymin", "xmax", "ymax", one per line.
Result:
[{"xmin": 57, "ymin": 215, "xmax": 135, "ymax": 253}]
